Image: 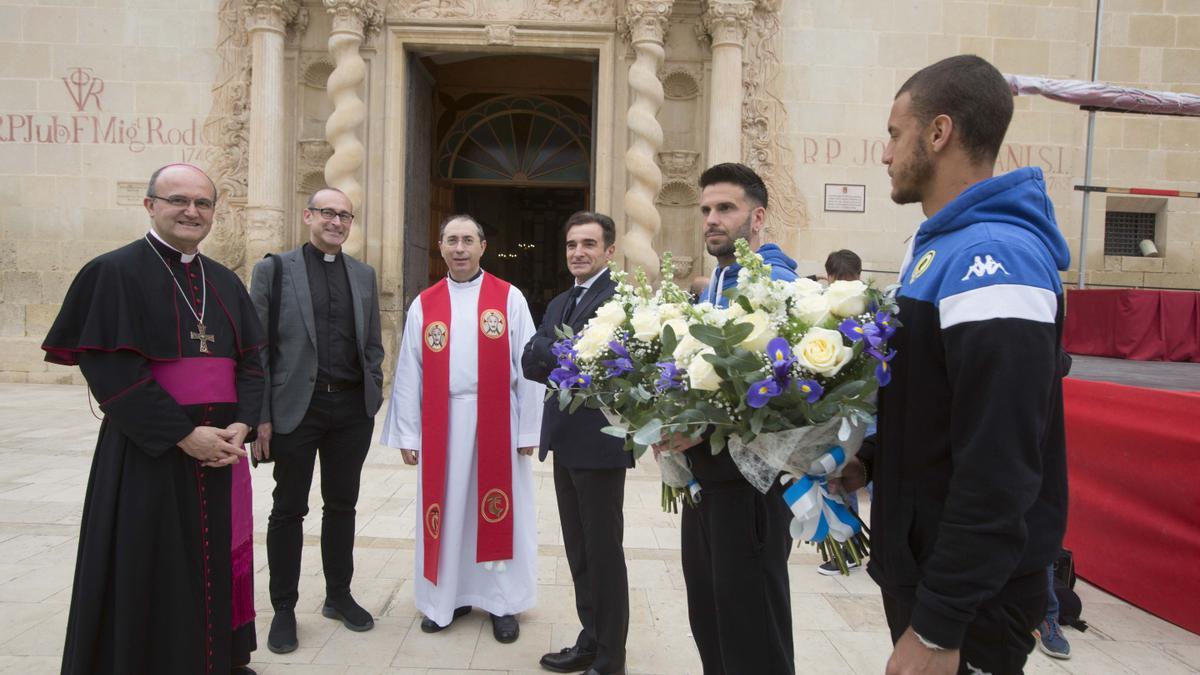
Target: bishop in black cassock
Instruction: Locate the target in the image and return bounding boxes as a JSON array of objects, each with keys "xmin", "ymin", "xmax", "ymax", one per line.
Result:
[{"xmin": 42, "ymin": 164, "xmax": 266, "ymax": 675}]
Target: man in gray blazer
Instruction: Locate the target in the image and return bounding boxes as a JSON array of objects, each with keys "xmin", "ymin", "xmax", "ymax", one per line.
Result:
[{"xmin": 249, "ymin": 187, "xmax": 384, "ymax": 654}]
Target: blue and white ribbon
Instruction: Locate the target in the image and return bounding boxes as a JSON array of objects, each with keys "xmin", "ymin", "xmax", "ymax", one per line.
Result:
[{"xmin": 780, "ymin": 445, "xmax": 861, "ymax": 543}]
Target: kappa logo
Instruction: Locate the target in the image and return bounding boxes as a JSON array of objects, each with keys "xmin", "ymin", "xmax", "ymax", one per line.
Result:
[{"xmin": 961, "ymin": 254, "xmax": 1010, "ymax": 281}]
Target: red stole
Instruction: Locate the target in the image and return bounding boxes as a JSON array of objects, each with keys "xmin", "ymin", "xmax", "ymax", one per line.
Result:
[{"xmin": 419, "ymin": 273, "xmax": 513, "ymax": 584}]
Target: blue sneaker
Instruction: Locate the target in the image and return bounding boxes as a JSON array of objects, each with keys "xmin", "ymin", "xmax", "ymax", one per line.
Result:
[{"xmin": 1038, "ymin": 618, "xmax": 1071, "ymax": 659}]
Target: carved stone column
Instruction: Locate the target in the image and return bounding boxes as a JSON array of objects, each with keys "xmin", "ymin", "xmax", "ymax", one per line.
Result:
[
  {"xmin": 245, "ymin": 0, "xmax": 301, "ymax": 264},
  {"xmin": 702, "ymin": 0, "xmax": 754, "ymax": 165},
  {"xmin": 322, "ymin": 0, "xmax": 381, "ymax": 258},
  {"xmin": 621, "ymin": 0, "xmax": 673, "ymax": 283}
]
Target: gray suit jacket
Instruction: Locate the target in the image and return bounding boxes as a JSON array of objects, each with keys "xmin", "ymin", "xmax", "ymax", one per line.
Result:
[{"xmin": 250, "ymin": 246, "xmax": 385, "ymax": 435}]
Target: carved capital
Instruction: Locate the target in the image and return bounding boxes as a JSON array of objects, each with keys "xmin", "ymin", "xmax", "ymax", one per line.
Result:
[
  {"xmin": 621, "ymin": 0, "xmax": 673, "ymax": 45},
  {"xmin": 324, "ymin": 0, "xmax": 384, "ymax": 38},
  {"xmin": 484, "ymin": 24, "xmax": 516, "ymax": 46},
  {"xmin": 701, "ymin": 0, "xmax": 754, "ymax": 47},
  {"xmin": 245, "ymin": 0, "xmax": 302, "ymax": 34}
]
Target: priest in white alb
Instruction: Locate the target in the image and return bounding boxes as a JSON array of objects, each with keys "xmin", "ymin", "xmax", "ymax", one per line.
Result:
[{"xmin": 381, "ymin": 213, "xmax": 543, "ymax": 644}]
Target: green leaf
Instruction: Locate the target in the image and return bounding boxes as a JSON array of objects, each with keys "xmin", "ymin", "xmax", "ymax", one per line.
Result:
[
  {"xmin": 690, "ymin": 324, "xmax": 726, "ymax": 349},
  {"xmin": 750, "ymin": 408, "xmax": 765, "ymax": 435},
  {"xmin": 632, "ymin": 419, "xmax": 665, "ymax": 447},
  {"xmin": 827, "ymin": 380, "xmax": 866, "ymax": 400},
  {"xmin": 726, "ymin": 349, "xmax": 765, "ymax": 373},
  {"xmin": 725, "ymin": 321, "xmax": 754, "ymax": 346},
  {"xmin": 661, "ymin": 324, "xmax": 678, "ymax": 356},
  {"xmin": 735, "ymin": 295, "xmax": 755, "ymax": 314},
  {"xmin": 600, "ymin": 425, "xmax": 628, "ymax": 439},
  {"xmin": 568, "ymin": 396, "xmax": 585, "ymax": 414},
  {"xmin": 710, "ymin": 428, "xmax": 727, "ymax": 453},
  {"xmin": 557, "ymin": 388, "xmax": 572, "ymax": 411}
]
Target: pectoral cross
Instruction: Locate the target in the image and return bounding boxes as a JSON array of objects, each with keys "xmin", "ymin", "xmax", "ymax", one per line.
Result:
[{"xmin": 191, "ymin": 322, "xmax": 215, "ymax": 353}]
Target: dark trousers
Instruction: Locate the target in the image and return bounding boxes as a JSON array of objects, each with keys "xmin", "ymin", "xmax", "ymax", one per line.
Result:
[
  {"xmin": 266, "ymin": 388, "xmax": 374, "ymax": 611},
  {"xmin": 881, "ymin": 586, "xmax": 1047, "ymax": 675},
  {"xmin": 681, "ymin": 480, "xmax": 794, "ymax": 675},
  {"xmin": 554, "ymin": 460, "xmax": 630, "ymax": 674}
]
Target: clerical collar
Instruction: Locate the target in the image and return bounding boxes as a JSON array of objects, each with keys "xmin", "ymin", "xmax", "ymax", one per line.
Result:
[
  {"xmin": 147, "ymin": 229, "xmax": 197, "ymax": 263},
  {"xmin": 448, "ymin": 268, "xmax": 484, "ymax": 285},
  {"xmin": 304, "ymin": 242, "xmax": 340, "ymax": 264},
  {"xmin": 574, "ymin": 268, "xmax": 606, "ymax": 291}
]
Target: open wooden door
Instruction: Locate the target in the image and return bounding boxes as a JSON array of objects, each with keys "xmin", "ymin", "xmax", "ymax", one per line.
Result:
[{"xmin": 402, "ymin": 56, "xmax": 435, "ymax": 311}]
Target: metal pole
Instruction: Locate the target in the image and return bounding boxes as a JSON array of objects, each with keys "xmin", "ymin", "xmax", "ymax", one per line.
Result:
[{"xmin": 1078, "ymin": 0, "xmax": 1105, "ymax": 289}]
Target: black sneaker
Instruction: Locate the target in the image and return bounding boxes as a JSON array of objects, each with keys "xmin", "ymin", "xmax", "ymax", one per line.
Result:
[
  {"xmin": 817, "ymin": 558, "xmax": 861, "ymax": 576},
  {"xmin": 322, "ymin": 595, "xmax": 375, "ymax": 632},
  {"xmin": 420, "ymin": 605, "xmax": 472, "ymax": 633},
  {"xmin": 267, "ymin": 609, "xmax": 298, "ymax": 654}
]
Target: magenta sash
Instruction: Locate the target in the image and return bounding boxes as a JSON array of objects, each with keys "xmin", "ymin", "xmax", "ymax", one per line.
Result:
[{"xmin": 149, "ymin": 357, "xmax": 255, "ymax": 629}]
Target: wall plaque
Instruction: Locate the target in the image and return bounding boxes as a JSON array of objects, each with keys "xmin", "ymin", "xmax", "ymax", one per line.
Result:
[{"xmin": 824, "ymin": 183, "xmax": 866, "ymax": 213}]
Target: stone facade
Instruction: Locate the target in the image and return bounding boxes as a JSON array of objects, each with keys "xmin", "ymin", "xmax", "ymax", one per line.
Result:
[{"xmin": 1, "ymin": 0, "xmax": 1197, "ymax": 380}]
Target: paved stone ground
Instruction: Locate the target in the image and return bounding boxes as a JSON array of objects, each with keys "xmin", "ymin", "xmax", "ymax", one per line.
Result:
[
  {"xmin": 1068, "ymin": 355, "xmax": 1200, "ymax": 392},
  {"xmin": 1, "ymin": 383, "xmax": 1198, "ymax": 674}
]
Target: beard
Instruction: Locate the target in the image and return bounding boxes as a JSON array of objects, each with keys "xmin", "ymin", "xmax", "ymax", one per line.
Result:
[
  {"xmin": 890, "ymin": 139, "xmax": 935, "ymax": 205},
  {"xmin": 705, "ymin": 212, "xmax": 754, "ymax": 259}
]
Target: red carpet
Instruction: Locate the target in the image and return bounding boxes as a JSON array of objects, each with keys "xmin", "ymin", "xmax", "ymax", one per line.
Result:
[
  {"xmin": 1063, "ymin": 377, "xmax": 1200, "ymax": 634},
  {"xmin": 1063, "ymin": 289, "xmax": 1200, "ymax": 362}
]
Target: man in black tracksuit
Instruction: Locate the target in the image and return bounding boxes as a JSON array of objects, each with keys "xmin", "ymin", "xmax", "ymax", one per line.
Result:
[
  {"xmin": 660, "ymin": 163, "xmax": 799, "ymax": 674},
  {"xmin": 840, "ymin": 56, "xmax": 1071, "ymax": 675}
]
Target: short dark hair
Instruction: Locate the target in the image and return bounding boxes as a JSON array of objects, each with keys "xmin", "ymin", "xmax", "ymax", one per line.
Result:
[
  {"xmin": 825, "ymin": 249, "xmax": 862, "ymax": 281},
  {"xmin": 896, "ymin": 55, "xmax": 1013, "ymax": 164},
  {"xmin": 306, "ymin": 187, "xmax": 349, "ymax": 209},
  {"xmin": 438, "ymin": 213, "xmax": 485, "ymax": 241},
  {"xmin": 562, "ymin": 211, "xmax": 616, "ymax": 248},
  {"xmin": 699, "ymin": 162, "xmax": 768, "ymax": 209},
  {"xmin": 147, "ymin": 163, "xmax": 218, "ymax": 201}
]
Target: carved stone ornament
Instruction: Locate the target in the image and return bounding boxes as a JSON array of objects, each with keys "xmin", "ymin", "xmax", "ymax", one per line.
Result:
[
  {"xmin": 657, "ymin": 179, "xmax": 700, "ymax": 207},
  {"xmin": 657, "ymin": 150, "xmax": 699, "ymax": 179},
  {"xmin": 484, "ymin": 24, "xmax": 516, "ymax": 45},
  {"xmin": 740, "ymin": 1, "xmax": 808, "ymax": 241},
  {"xmin": 521, "ymin": 0, "xmax": 614, "ymax": 21},
  {"xmin": 325, "ymin": 0, "xmax": 384, "ymax": 40},
  {"xmin": 388, "ymin": 0, "xmax": 476, "ymax": 19},
  {"xmin": 245, "ymin": 0, "xmax": 302, "ymax": 32},
  {"xmin": 701, "ymin": 0, "xmax": 755, "ymax": 47},
  {"xmin": 621, "ymin": 1, "xmax": 673, "ymax": 44},
  {"xmin": 297, "ymin": 139, "xmax": 334, "ymax": 174},
  {"xmin": 202, "ymin": 0, "xmax": 254, "ymax": 275},
  {"xmin": 661, "ymin": 67, "xmax": 701, "ymax": 100},
  {"xmin": 300, "ymin": 53, "xmax": 335, "ymax": 88},
  {"xmin": 671, "ymin": 255, "xmax": 694, "ymax": 279}
]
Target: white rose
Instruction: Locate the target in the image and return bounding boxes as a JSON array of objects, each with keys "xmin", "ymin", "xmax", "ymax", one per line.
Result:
[
  {"xmin": 795, "ymin": 327, "xmax": 854, "ymax": 377},
  {"xmin": 725, "ymin": 302, "xmax": 747, "ymax": 320},
  {"xmin": 792, "ymin": 277, "xmax": 825, "ymax": 298},
  {"xmin": 575, "ymin": 323, "xmax": 614, "ymax": 360},
  {"xmin": 792, "ymin": 293, "xmax": 831, "ymax": 326},
  {"xmin": 826, "ymin": 280, "xmax": 869, "ymax": 317},
  {"xmin": 630, "ymin": 306, "xmax": 660, "ymax": 342},
  {"xmin": 659, "ymin": 303, "xmax": 683, "ymax": 322},
  {"xmin": 735, "ymin": 311, "xmax": 777, "ymax": 352},
  {"xmin": 673, "ymin": 333, "xmax": 705, "ymax": 365},
  {"xmin": 593, "ymin": 299, "xmax": 628, "ymax": 328},
  {"xmin": 686, "ymin": 348, "xmax": 722, "ymax": 391},
  {"xmin": 660, "ymin": 317, "xmax": 689, "ymax": 344}
]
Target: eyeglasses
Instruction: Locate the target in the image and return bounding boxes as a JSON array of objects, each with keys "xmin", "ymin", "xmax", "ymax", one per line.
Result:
[
  {"xmin": 148, "ymin": 194, "xmax": 216, "ymax": 212},
  {"xmin": 310, "ymin": 207, "xmax": 355, "ymax": 224}
]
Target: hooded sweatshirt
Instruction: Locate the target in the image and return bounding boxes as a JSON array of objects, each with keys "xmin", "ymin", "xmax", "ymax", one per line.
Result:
[
  {"xmin": 866, "ymin": 167, "xmax": 1072, "ymax": 649},
  {"xmin": 698, "ymin": 243, "xmax": 798, "ymax": 307}
]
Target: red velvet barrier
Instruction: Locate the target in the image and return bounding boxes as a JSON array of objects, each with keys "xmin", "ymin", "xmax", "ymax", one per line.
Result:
[
  {"xmin": 1063, "ymin": 377, "xmax": 1200, "ymax": 634},
  {"xmin": 1063, "ymin": 289, "xmax": 1200, "ymax": 362}
]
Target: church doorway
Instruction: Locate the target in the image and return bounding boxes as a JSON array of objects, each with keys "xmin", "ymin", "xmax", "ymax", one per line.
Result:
[{"xmin": 401, "ymin": 53, "xmax": 596, "ymax": 325}]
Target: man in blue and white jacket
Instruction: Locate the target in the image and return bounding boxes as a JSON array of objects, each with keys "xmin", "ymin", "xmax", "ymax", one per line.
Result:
[
  {"xmin": 839, "ymin": 55, "xmax": 1071, "ymax": 675},
  {"xmin": 659, "ymin": 162, "xmax": 801, "ymax": 675}
]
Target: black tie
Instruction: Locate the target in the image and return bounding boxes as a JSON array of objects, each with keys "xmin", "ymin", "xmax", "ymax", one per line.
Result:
[{"xmin": 563, "ymin": 286, "xmax": 585, "ymax": 324}]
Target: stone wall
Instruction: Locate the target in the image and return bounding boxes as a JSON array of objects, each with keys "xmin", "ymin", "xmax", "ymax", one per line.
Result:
[
  {"xmin": 0, "ymin": 0, "xmax": 221, "ymax": 383},
  {"xmin": 773, "ymin": 0, "xmax": 1199, "ymax": 288}
]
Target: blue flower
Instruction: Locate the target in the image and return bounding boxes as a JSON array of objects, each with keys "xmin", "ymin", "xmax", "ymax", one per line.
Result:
[
  {"xmin": 766, "ymin": 337, "xmax": 795, "ymax": 384},
  {"xmin": 655, "ymin": 361, "xmax": 685, "ymax": 392},
  {"xmin": 869, "ymin": 347, "xmax": 896, "ymax": 387},
  {"xmin": 874, "ymin": 311, "xmax": 896, "ymax": 340},
  {"xmin": 838, "ymin": 318, "xmax": 866, "ymax": 343},
  {"xmin": 551, "ymin": 338, "xmax": 578, "ymax": 366},
  {"xmin": 601, "ymin": 340, "xmax": 634, "ymax": 378},
  {"xmin": 795, "ymin": 378, "xmax": 823, "ymax": 403},
  {"xmin": 747, "ymin": 377, "xmax": 782, "ymax": 408}
]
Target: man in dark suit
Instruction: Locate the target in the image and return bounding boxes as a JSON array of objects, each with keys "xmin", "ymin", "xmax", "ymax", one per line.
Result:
[
  {"xmin": 249, "ymin": 187, "xmax": 385, "ymax": 654},
  {"xmin": 523, "ymin": 211, "xmax": 632, "ymax": 675}
]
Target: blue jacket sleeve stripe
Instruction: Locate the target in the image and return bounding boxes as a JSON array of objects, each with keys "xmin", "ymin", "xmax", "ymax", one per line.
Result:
[{"xmin": 939, "ymin": 283, "xmax": 1058, "ymax": 329}]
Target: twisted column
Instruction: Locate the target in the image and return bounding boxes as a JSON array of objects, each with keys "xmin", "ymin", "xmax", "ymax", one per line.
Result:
[
  {"xmin": 245, "ymin": 0, "xmax": 301, "ymax": 263},
  {"xmin": 702, "ymin": 0, "xmax": 754, "ymax": 165},
  {"xmin": 621, "ymin": 1, "xmax": 673, "ymax": 284},
  {"xmin": 322, "ymin": 0, "xmax": 380, "ymax": 257}
]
